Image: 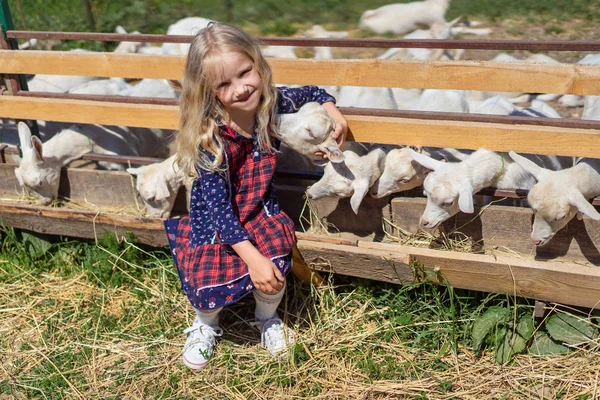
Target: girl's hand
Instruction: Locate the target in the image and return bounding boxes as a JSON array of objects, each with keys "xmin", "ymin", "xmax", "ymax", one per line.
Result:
[
  {"xmin": 231, "ymin": 240, "xmax": 284, "ymax": 294},
  {"xmin": 318, "ymin": 102, "xmax": 348, "ymax": 159},
  {"xmin": 247, "ymin": 255, "xmax": 285, "ymax": 294}
]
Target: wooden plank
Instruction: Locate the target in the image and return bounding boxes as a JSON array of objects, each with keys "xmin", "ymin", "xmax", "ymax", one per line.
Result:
[
  {"xmin": 298, "ymin": 238, "xmax": 600, "ymax": 309},
  {"xmin": 0, "ymin": 96, "xmax": 179, "ymax": 129},
  {"xmin": 344, "ymin": 115, "xmax": 600, "ymax": 159},
  {"xmin": 3, "ymin": 51, "xmax": 600, "ymax": 95},
  {"xmin": 0, "ymin": 202, "xmax": 167, "ymax": 247},
  {"xmin": 60, "ymin": 169, "xmax": 142, "ymax": 209},
  {"xmin": 3, "ymin": 96, "xmax": 600, "ymax": 158},
  {"xmin": 390, "ymin": 197, "xmax": 600, "ymax": 265},
  {"xmin": 297, "ymin": 240, "xmax": 414, "ymax": 284},
  {"xmin": 304, "ymin": 195, "xmax": 391, "ymax": 237}
]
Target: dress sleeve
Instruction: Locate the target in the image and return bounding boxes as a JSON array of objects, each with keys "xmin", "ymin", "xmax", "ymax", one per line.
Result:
[
  {"xmin": 197, "ymin": 158, "xmax": 252, "ymax": 245},
  {"xmin": 277, "ymin": 85, "xmax": 336, "ymax": 114}
]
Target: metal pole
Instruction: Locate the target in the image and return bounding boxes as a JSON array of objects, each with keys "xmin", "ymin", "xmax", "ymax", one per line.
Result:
[{"xmin": 0, "ymin": 0, "xmax": 39, "ymax": 137}]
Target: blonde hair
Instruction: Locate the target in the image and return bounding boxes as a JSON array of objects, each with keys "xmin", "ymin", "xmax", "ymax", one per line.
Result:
[{"xmin": 176, "ymin": 22, "xmax": 278, "ymax": 177}]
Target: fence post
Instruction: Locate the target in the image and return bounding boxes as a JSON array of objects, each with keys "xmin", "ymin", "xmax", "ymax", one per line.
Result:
[{"xmin": 0, "ymin": 0, "xmax": 39, "ymax": 137}]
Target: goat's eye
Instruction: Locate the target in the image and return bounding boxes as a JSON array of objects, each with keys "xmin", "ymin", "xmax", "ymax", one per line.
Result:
[
  {"xmin": 442, "ymin": 200, "xmax": 454, "ymax": 207},
  {"xmin": 397, "ymin": 177, "xmax": 411, "ymax": 184},
  {"xmin": 555, "ymin": 214, "xmax": 566, "ymax": 221},
  {"xmin": 305, "ymin": 128, "xmax": 316, "ymax": 139}
]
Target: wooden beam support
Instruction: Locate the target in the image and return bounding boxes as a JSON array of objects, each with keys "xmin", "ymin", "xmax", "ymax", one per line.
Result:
[
  {"xmin": 2, "ymin": 96, "xmax": 600, "ymax": 158},
  {"xmin": 2, "ymin": 50, "xmax": 600, "ymax": 95}
]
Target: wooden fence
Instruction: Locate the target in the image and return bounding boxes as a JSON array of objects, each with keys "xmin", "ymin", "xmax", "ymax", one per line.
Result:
[{"xmin": 1, "ymin": 31, "xmax": 600, "ymax": 308}]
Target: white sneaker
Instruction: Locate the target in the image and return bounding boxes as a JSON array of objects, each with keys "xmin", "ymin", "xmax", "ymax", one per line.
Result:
[
  {"xmin": 258, "ymin": 317, "xmax": 296, "ymax": 356},
  {"xmin": 182, "ymin": 319, "xmax": 223, "ymax": 370}
]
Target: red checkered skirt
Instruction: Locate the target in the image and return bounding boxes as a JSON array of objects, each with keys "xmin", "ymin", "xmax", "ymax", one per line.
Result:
[{"xmin": 166, "ymin": 209, "xmax": 296, "ymax": 292}]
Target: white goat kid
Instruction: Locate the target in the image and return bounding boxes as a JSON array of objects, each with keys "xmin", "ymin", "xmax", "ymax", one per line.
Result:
[
  {"xmin": 508, "ymin": 151, "xmax": 600, "ymax": 246},
  {"xmin": 127, "ymin": 155, "xmax": 184, "ymax": 218},
  {"xmin": 307, "ymin": 146, "xmax": 387, "ymax": 214},
  {"xmin": 161, "ymin": 17, "xmax": 213, "ymax": 56},
  {"xmin": 274, "ymin": 102, "xmax": 344, "ymax": 164},
  {"xmin": 359, "ymin": 0, "xmax": 451, "ymax": 35},
  {"xmin": 408, "ymin": 148, "xmax": 573, "ymax": 229},
  {"xmin": 371, "ymin": 146, "xmax": 470, "ymax": 198},
  {"xmin": 15, "ymin": 122, "xmax": 160, "ymax": 205}
]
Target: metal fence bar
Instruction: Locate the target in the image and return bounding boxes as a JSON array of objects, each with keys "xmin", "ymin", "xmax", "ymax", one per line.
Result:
[{"xmin": 6, "ymin": 29, "xmax": 600, "ymax": 51}]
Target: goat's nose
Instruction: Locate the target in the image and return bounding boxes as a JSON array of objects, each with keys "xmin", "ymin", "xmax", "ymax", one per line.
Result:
[{"xmin": 532, "ymin": 239, "xmax": 542, "ymax": 246}]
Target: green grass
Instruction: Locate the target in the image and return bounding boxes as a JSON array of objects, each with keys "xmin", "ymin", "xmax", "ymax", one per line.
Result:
[
  {"xmin": 5, "ymin": 0, "xmax": 600, "ymax": 50},
  {"xmin": 2, "ymin": 226, "xmax": 600, "ymax": 398}
]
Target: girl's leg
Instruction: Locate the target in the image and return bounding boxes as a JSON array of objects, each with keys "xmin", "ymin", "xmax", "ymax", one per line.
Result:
[
  {"xmin": 253, "ymin": 279, "xmax": 286, "ymax": 322},
  {"xmin": 182, "ymin": 308, "xmax": 223, "ymax": 370},
  {"xmin": 253, "ymin": 279, "xmax": 295, "ymax": 355}
]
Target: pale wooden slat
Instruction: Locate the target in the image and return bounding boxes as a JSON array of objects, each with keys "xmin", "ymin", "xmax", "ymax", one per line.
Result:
[
  {"xmin": 2, "ymin": 96, "xmax": 600, "ymax": 158},
  {"xmin": 3, "ymin": 50, "xmax": 600, "ymax": 95},
  {"xmin": 0, "ymin": 95, "xmax": 180, "ymax": 129}
]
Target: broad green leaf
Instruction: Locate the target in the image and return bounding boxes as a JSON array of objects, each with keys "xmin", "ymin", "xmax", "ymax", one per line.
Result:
[
  {"xmin": 495, "ymin": 331, "xmax": 527, "ymax": 364},
  {"xmin": 516, "ymin": 315, "xmax": 534, "ymax": 339},
  {"xmin": 472, "ymin": 306, "xmax": 510, "ymax": 353},
  {"xmin": 546, "ymin": 314, "xmax": 598, "ymax": 346},
  {"xmin": 529, "ymin": 332, "xmax": 570, "ymax": 355},
  {"xmin": 21, "ymin": 231, "xmax": 52, "ymax": 258}
]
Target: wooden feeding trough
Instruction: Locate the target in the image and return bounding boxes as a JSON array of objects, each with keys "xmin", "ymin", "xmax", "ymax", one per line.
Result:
[{"xmin": 1, "ymin": 25, "xmax": 600, "ymax": 309}]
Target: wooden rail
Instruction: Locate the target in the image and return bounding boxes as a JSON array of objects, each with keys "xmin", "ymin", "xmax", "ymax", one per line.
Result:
[
  {"xmin": 3, "ymin": 50, "xmax": 600, "ymax": 94},
  {"xmin": 2, "ymin": 96, "xmax": 600, "ymax": 158}
]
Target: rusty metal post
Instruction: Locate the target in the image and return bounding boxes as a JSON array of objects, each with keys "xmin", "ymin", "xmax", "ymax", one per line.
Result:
[{"xmin": 1, "ymin": 0, "xmax": 39, "ymax": 137}]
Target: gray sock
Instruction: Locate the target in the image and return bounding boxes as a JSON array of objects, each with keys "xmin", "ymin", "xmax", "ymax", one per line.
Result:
[{"xmin": 254, "ymin": 280, "xmax": 286, "ymax": 322}]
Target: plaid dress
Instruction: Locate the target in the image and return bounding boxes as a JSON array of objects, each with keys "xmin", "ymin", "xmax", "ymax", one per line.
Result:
[{"xmin": 165, "ymin": 86, "xmax": 335, "ymax": 309}]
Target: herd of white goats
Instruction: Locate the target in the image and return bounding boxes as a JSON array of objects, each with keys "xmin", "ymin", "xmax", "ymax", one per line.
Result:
[{"xmin": 3, "ymin": 0, "xmax": 600, "ymax": 248}]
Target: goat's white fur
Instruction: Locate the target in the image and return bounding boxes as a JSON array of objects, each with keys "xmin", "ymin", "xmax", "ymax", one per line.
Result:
[
  {"xmin": 127, "ymin": 155, "xmax": 184, "ymax": 218},
  {"xmin": 508, "ymin": 151, "xmax": 600, "ymax": 246},
  {"xmin": 359, "ymin": 0, "xmax": 451, "ymax": 36}
]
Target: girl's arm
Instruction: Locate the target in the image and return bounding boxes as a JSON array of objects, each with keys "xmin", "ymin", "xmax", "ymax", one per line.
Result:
[
  {"xmin": 231, "ymin": 241, "xmax": 284, "ymax": 294},
  {"xmin": 321, "ymin": 101, "xmax": 348, "ymax": 149}
]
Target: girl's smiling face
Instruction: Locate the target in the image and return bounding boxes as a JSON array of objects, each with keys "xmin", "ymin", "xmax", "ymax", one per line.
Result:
[{"xmin": 214, "ymin": 51, "xmax": 263, "ymax": 118}]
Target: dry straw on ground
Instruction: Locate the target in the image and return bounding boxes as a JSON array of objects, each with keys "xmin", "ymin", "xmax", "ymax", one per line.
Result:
[{"xmin": 2, "ymin": 246, "xmax": 600, "ymax": 399}]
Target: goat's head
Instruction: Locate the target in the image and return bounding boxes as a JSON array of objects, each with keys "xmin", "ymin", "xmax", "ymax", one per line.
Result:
[
  {"xmin": 371, "ymin": 146, "xmax": 426, "ymax": 198},
  {"xmin": 306, "ymin": 152, "xmax": 369, "ymax": 214},
  {"xmin": 408, "ymin": 149, "xmax": 474, "ymax": 229},
  {"xmin": 128, "ymin": 160, "xmax": 181, "ymax": 218},
  {"xmin": 14, "ymin": 122, "xmax": 60, "ymax": 205},
  {"xmin": 510, "ymin": 151, "xmax": 600, "ymax": 246}
]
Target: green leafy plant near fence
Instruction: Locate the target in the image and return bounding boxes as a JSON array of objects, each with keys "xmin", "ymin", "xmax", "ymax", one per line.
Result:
[{"xmin": 472, "ymin": 304, "xmax": 598, "ymax": 364}]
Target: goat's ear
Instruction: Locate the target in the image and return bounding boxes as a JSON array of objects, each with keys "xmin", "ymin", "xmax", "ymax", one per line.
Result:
[
  {"xmin": 17, "ymin": 122, "xmax": 33, "ymax": 153},
  {"xmin": 350, "ymin": 179, "xmax": 370, "ymax": 214},
  {"xmin": 407, "ymin": 148, "xmax": 444, "ymax": 171},
  {"xmin": 570, "ymin": 192, "xmax": 600, "ymax": 221},
  {"xmin": 447, "ymin": 16, "xmax": 462, "ymax": 28},
  {"xmin": 155, "ymin": 179, "xmax": 171, "ymax": 201},
  {"xmin": 31, "ymin": 136, "xmax": 44, "ymax": 163},
  {"xmin": 508, "ymin": 151, "xmax": 545, "ymax": 181},
  {"xmin": 115, "ymin": 25, "xmax": 127, "ymax": 34},
  {"xmin": 127, "ymin": 167, "xmax": 142, "ymax": 176},
  {"xmin": 168, "ymin": 79, "xmax": 183, "ymax": 91},
  {"xmin": 323, "ymin": 145, "xmax": 345, "ymax": 163},
  {"xmin": 457, "ymin": 185, "xmax": 474, "ymax": 213},
  {"xmin": 408, "ymin": 145, "xmax": 423, "ymax": 153}
]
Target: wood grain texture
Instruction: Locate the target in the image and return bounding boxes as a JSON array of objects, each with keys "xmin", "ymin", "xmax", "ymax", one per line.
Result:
[
  {"xmin": 2, "ymin": 96, "xmax": 599, "ymax": 158},
  {"xmin": 390, "ymin": 197, "xmax": 600, "ymax": 265},
  {"xmin": 3, "ymin": 51, "xmax": 600, "ymax": 94}
]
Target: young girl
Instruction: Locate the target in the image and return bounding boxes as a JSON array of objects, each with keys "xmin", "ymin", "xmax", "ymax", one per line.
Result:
[{"xmin": 165, "ymin": 22, "xmax": 347, "ymax": 370}]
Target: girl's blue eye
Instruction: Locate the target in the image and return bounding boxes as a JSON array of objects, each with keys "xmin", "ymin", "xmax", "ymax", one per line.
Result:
[
  {"xmin": 240, "ymin": 68, "xmax": 251, "ymax": 77},
  {"xmin": 217, "ymin": 82, "xmax": 229, "ymax": 89}
]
